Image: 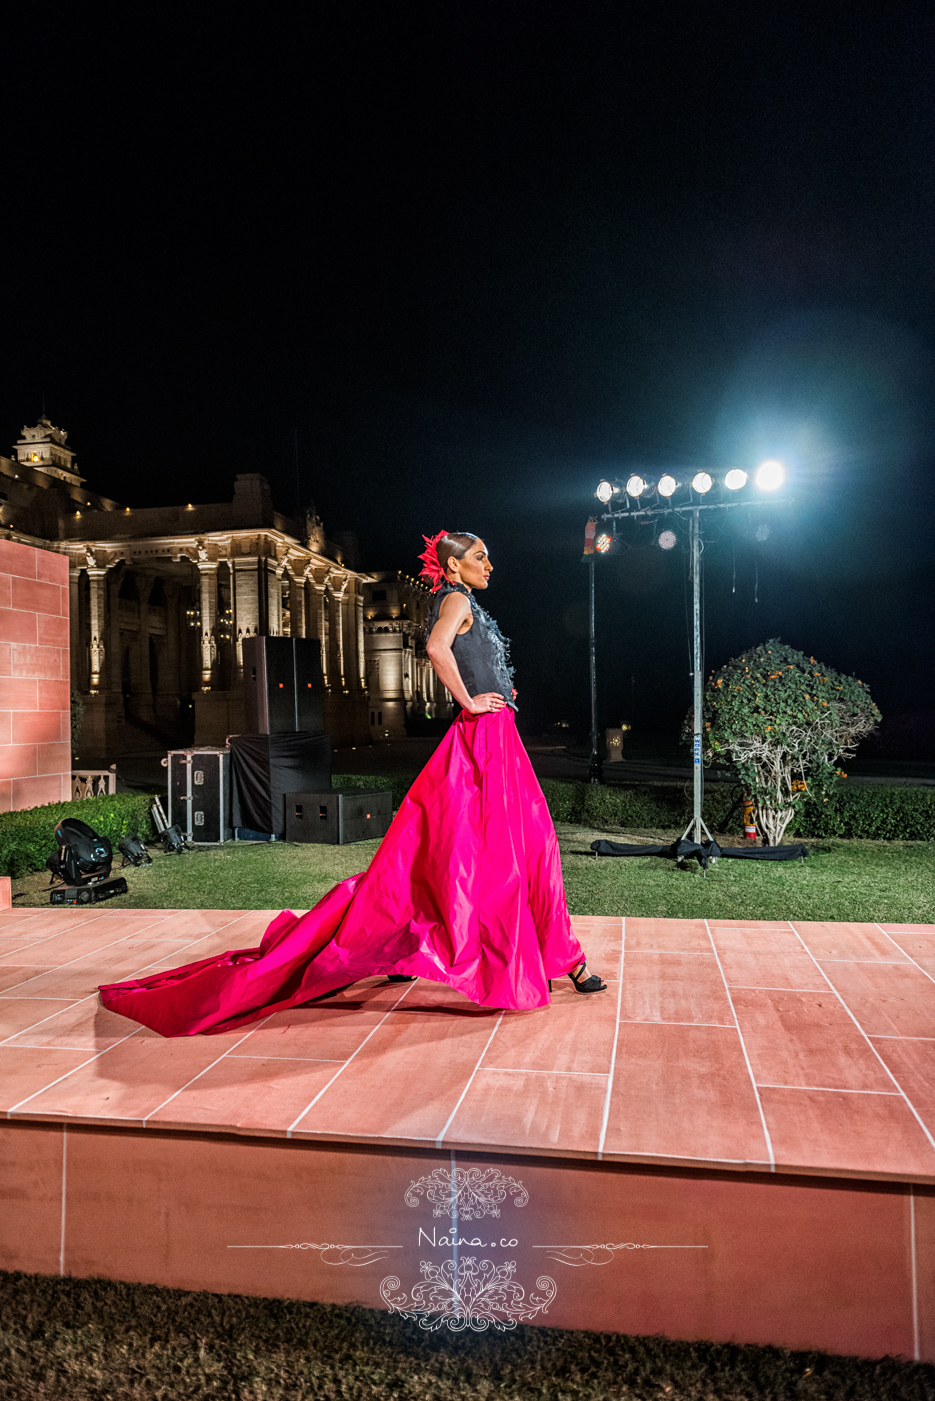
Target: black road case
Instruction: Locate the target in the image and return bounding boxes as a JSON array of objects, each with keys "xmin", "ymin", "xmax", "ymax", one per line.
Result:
[
  {"xmin": 168, "ymin": 747, "xmax": 232, "ymax": 844},
  {"xmin": 285, "ymin": 788, "xmax": 393, "ymax": 845}
]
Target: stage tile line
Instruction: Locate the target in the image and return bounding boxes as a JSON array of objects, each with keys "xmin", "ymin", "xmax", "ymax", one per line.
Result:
[
  {"xmin": 482, "ymin": 1066, "xmax": 607, "ymax": 1078},
  {"xmin": 704, "ymin": 919, "xmax": 775, "ymax": 1171},
  {"xmin": 1, "ymin": 909, "xmax": 272, "ymax": 1046},
  {"xmin": 597, "ymin": 917, "xmax": 625, "ymax": 1161},
  {"xmin": 787, "ymin": 922, "xmax": 935, "ymax": 1156},
  {"xmin": 877, "ymin": 926, "xmax": 935, "ymax": 990},
  {"xmin": 911, "ymin": 1185, "xmax": 919, "ymax": 1361},
  {"xmin": 818, "ymin": 959, "xmax": 913, "ymax": 966},
  {"xmin": 755, "ymin": 1084, "xmax": 902, "ymax": 1096},
  {"xmin": 434, "ymin": 1011, "xmax": 506, "ymax": 1148},
  {"xmin": 285, "ymin": 980, "xmax": 419, "ymax": 1137},
  {"xmin": 618, "ymin": 1018, "xmax": 738, "ymax": 1029},
  {"xmin": 0, "ymin": 908, "xmax": 263, "ymax": 1006},
  {"xmin": 722, "ymin": 985, "xmax": 827, "ymax": 993},
  {"xmin": 0, "ymin": 910, "xmax": 175, "ymax": 955},
  {"xmin": 5, "ymin": 913, "xmax": 282, "ymax": 1114},
  {"xmin": 228, "ymin": 1054, "xmax": 346, "ymax": 1064},
  {"xmin": 6, "ymin": 1026, "xmax": 147, "ymax": 1115},
  {"xmin": 59, "ymin": 1124, "xmax": 66, "ymax": 1277},
  {"xmin": 142, "ymin": 1017, "xmax": 280, "ymax": 1122},
  {"xmin": 0, "ymin": 925, "xmax": 183, "ymax": 998},
  {"xmin": 0, "ymin": 996, "xmax": 86, "ymax": 1046},
  {"xmin": 871, "ymin": 1035, "xmax": 935, "ymax": 1042}
]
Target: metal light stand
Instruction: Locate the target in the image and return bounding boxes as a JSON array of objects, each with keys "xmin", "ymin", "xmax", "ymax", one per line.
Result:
[
  {"xmin": 587, "ymin": 552, "xmax": 603, "ymax": 784},
  {"xmin": 600, "ymin": 495, "xmax": 785, "ymax": 843}
]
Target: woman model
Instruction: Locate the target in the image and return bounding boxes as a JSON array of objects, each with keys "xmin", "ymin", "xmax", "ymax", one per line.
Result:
[{"xmin": 99, "ymin": 530, "xmax": 605, "ymax": 1036}]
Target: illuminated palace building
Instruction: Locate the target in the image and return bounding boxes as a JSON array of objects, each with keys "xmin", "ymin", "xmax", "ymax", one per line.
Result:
[{"xmin": 4, "ymin": 417, "xmax": 450, "ymax": 756}]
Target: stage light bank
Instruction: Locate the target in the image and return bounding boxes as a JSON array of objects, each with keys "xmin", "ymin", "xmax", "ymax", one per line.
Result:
[
  {"xmin": 691, "ymin": 471, "xmax": 713, "ymax": 494},
  {"xmin": 755, "ymin": 459, "xmax": 785, "ymax": 491},
  {"xmin": 657, "ymin": 474, "xmax": 677, "ymax": 497},
  {"xmin": 658, "ymin": 529, "xmax": 677, "ymax": 550},
  {"xmin": 595, "ymin": 479, "xmax": 615, "ymax": 503},
  {"xmin": 595, "ymin": 533, "xmax": 612, "ymax": 554},
  {"xmin": 724, "ymin": 469, "xmax": 748, "ymax": 490},
  {"xmin": 626, "ymin": 474, "xmax": 647, "ymax": 497}
]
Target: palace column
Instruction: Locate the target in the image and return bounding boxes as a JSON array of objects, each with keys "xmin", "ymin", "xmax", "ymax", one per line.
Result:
[
  {"xmin": 330, "ymin": 581, "xmax": 347, "ymax": 691},
  {"xmin": 196, "ymin": 559, "xmax": 219, "ymax": 690},
  {"xmin": 264, "ymin": 560, "xmax": 283, "ymax": 636},
  {"xmin": 232, "ymin": 556, "xmax": 259, "ymax": 675},
  {"xmin": 310, "ymin": 578, "xmax": 330, "ymax": 689},
  {"xmin": 355, "ymin": 588, "xmax": 366, "ymax": 690},
  {"xmin": 288, "ymin": 567, "xmax": 306, "ymax": 638},
  {"xmin": 86, "ymin": 565, "xmax": 108, "ymax": 694}
]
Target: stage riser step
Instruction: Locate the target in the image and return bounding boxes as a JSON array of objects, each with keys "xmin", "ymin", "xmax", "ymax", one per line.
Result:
[{"xmin": 2, "ymin": 1120, "xmax": 932, "ymax": 1362}]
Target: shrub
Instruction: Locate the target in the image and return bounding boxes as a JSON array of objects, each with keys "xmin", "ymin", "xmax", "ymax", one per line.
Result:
[
  {"xmin": 792, "ymin": 785, "xmax": 935, "ymax": 841},
  {"xmin": 692, "ymin": 639, "xmax": 881, "ymax": 845},
  {"xmin": 0, "ymin": 792, "xmax": 157, "ymax": 879}
]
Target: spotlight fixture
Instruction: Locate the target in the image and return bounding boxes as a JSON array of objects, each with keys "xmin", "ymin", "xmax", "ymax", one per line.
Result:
[
  {"xmin": 595, "ymin": 480, "xmax": 615, "ymax": 503},
  {"xmin": 595, "ymin": 533, "xmax": 612, "ymax": 554},
  {"xmin": 724, "ymin": 469, "xmax": 748, "ymax": 490},
  {"xmin": 691, "ymin": 471, "xmax": 713, "ymax": 494},
  {"xmin": 755, "ymin": 459, "xmax": 784, "ymax": 491},
  {"xmin": 657, "ymin": 474, "xmax": 677, "ymax": 498},
  {"xmin": 658, "ymin": 530, "xmax": 677, "ymax": 550},
  {"xmin": 625, "ymin": 474, "xmax": 647, "ymax": 497}
]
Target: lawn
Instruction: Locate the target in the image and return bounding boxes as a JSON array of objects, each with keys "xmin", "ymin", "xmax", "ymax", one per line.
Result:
[
  {"xmin": 12, "ymin": 825, "xmax": 935, "ymax": 925},
  {"xmin": 1, "ymin": 1272, "xmax": 931, "ymax": 1401}
]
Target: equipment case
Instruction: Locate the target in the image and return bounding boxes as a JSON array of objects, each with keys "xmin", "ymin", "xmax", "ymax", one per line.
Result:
[{"xmin": 167, "ymin": 747, "xmax": 232, "ymax": 844}]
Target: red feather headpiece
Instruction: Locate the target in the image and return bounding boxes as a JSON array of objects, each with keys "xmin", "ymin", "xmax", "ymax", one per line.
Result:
[{"xmin": 418, "ymin": 530, "xmax": 451, "ymax": 591}]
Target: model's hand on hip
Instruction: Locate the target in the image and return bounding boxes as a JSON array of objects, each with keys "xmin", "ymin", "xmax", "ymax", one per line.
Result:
[{"xmin": 467, "ymin": 692, "xmax": 507, "ymax": 714}]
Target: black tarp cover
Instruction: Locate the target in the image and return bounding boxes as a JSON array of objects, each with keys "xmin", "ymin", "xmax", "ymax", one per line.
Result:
[
  {"xmin": 590, "ymin": 838, "xmax": 809, "ymax": 869},
  {"xmin": 230, "ymin": 731, "xmax": 331, "ymax": 836}
]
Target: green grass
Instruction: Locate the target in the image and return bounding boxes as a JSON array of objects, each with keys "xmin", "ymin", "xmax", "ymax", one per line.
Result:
[
  {"xmin": 12, "ymin": 827, "xmax": 935, "ymax": 924},
  {"xmin": 557, "ymin": 827, "xmax": 935, "ymax": 924},
  {"xmin": 1, "ymin": 1272, "xmax": 931, "ymax": 1401}
]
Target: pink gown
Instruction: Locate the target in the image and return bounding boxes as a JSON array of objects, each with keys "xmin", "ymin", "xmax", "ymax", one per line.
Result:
[{"xmin": 98, "ymin": 706, "xmax": 585, "ymax": 1036}]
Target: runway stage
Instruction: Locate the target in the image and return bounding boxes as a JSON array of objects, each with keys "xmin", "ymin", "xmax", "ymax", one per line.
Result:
[{"xmin": 2, "ymin": 908, "xmax": 935, "ymax": 1358}]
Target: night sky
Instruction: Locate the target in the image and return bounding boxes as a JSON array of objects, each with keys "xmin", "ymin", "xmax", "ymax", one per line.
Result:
[{"xmin": 3, "ymin": 3, "xmax": 934, "ymax": 740}]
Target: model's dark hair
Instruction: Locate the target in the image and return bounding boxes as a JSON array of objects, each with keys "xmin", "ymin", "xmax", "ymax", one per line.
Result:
[{"xmin": 437, "ymin": 532, "xmax": 479, "ymax": 578}]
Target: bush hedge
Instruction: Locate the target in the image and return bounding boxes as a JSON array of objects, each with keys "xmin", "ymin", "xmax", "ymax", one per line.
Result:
[
  {"xmin": 541, "ymin": 777, "xmax": 935, "ymax": 841},
  {"xmin": 791, "ymin": 785, "xmax": 935, "ymax": 842},
  {"xmin": 0, "ymin": 792, "xmax": 157, "ymax": 879},
  {"xmin": 336, "ymin": 771, "xmax": 935, "ymax": 840}
]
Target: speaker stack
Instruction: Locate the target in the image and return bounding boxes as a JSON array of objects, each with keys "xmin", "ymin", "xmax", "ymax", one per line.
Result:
[{"xmin": 227, "ymin": 637, "xmax": 333, "ymax": 840}]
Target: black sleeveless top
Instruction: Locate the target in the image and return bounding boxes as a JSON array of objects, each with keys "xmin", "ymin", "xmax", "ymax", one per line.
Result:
[{"xmin": 428, "ymin": 582, "xmax": 517, "ymax": 711}]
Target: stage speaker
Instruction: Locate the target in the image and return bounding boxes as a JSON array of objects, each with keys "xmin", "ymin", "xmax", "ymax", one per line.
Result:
[
  {"xmin": 168, "ymin": 747, "xmax": 232, "ymax": 844},
  {"xmin": 230, "ymin": 730, "xmax": 331, "ymax": 837},
  {"xmin": 243, "ymin": 636, "xmax": 325, "ymax": 734},
  {"xmin": 285, "ymin": 789, "xmax": 393, "ymax": 845}
]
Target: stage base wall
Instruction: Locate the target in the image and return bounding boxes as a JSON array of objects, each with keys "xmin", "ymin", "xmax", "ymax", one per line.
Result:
[{"xmin": 2, "ymin": 1118, "xmax": 932, "ymax": 1361}]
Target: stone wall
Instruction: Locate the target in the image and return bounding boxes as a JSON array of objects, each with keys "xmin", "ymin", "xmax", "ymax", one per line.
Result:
[{"xmin": 0, "ymin": 540, "xmax": 71, "ymax": 810}]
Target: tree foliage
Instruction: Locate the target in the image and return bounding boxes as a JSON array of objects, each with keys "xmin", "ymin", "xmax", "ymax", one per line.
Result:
[{"xmin": 692, "ymin": 639, "xmax": 881, "ymax": 844}]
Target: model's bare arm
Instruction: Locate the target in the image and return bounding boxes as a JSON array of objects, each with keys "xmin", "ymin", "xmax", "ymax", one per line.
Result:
[{"xmin": 426, "ymin": 594, "xmax": 506, "ymax": 714}]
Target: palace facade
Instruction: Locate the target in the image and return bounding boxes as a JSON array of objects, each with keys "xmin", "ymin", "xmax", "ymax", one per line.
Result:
[{"xmin": 2, "ymin": 417, "xmax": 450, "ymax": 757}]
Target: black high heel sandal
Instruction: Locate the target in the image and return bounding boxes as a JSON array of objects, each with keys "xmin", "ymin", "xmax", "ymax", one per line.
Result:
[
  {"xmin": 387, "ymin": 974, "xmax": 418, "ymax": 982},
  {"xmin": 568, "ymin": 961, "xmax": 607, "ymax": 994}
]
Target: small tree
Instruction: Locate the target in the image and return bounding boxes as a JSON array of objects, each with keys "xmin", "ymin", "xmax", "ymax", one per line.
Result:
[{"xmin": 692, "ymin": 639, "xmax": 880, "ymax": 845}]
